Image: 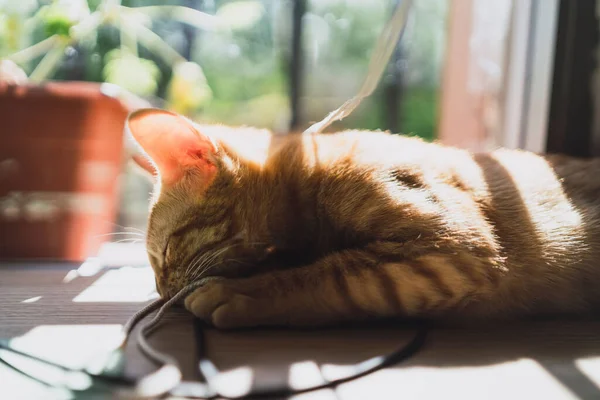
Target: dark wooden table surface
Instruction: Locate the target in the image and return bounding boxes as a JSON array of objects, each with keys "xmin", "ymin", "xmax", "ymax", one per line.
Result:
[{"xmin": 2, "ymin": 261, "xmax": 600, "ymax": 400}]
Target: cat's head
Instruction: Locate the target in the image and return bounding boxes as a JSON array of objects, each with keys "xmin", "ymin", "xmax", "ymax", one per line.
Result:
[{"xmin": 127, "ymin": 109, "xmax": 277, "ymax": 298}]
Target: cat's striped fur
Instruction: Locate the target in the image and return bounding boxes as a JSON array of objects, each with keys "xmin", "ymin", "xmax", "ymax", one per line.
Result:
[{"xmin": 129, "ymin": 109, "xmax": 600, "ymax": 328}]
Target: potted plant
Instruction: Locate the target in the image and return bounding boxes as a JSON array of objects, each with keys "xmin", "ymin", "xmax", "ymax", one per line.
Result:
[{"xmin": 0, "ymin": 0, "xmax": 216, "ymax": 260}]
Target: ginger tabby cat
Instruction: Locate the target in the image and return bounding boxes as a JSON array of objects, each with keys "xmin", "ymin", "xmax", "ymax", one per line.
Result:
[{"xmin": 127, "ymin": 108, "xmax": 600, "ymax": 329}]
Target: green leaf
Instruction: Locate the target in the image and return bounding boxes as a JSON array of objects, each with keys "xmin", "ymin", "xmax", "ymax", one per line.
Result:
[
  {"xmin": 0, "ymin": 0, "xmax": 38, "ymax": 16},
  {"xmin": 37, "ymin": 1, "xmax": 91, "ymax": 38},
  {"xmin": 166, "ymin": 61, "xmax": 213, "ymax": 115},
  {"xmin": 216, "ymin": 1, "xmax": 264, "ymax": 31},
  {"xmin": 103, "ymin": 49, "xmax": 161, "ymax": 97},
  {"xmin": 41, "ymin": 9, "xmax": 73, "ymax": 37}
]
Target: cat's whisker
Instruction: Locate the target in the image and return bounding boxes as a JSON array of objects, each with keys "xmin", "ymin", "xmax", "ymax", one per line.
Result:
[
  {"xmin": 229, "ymin": 259, "xmax": 252, "ymax": 266},
  {"xmin": 190, "ymin": 245, "xmax": 233, "ymax": 280},
  {"xmin": 94, "ymin": 232, "xmax": 146, "ymax": 239},
  {"xmin": 114, "ymin": 231, "xmax": 146, "ymax": 237},
  {"xmin": 190, "ymin": 249, "xmax": 224, "ymax": 280},
  {"xmin": 112, "ymin": 238, "xmax": 145, "ymax": 244},
  {"xmin": 184, "ymin": 251, "xmax": 206, "ymax": 277},
  {"xmin": 186, "ymin": 241, "xmax": 232, "ymax": 278},
  {"xmin": 114, "ymin": 223, "xmax": 146, "ymax": 234},
  {"xmin": 193, "ymin": 262, "xmax": 224, "ymax": 282},
  {"xmin": 188, "ymin": 247, "xmax": 227, "ymax": 280},
  {"xmin": 192, "ymin": 256, "xmax": 230, "ymax": 282},
  {"xmin": 194, "ymin": 258, "xmax": 245, "ymax": 281},
  {"xmin": 101, "ymin": 220, "xmax": 147, "ymax": 234},
  {"xmin": 184, "ymin": 255, "xmax": 199, "ymax": 276},
  {"xmin": 190, "ymin": 241, "xmax": 267, "ymax": 281},
  {"xmin": 193, "ymin": 255, "xmax": 252, "ymax": 282},
  {"xmin": 188, "ymin": 241, "xmax": 270, "ymax": 281}
]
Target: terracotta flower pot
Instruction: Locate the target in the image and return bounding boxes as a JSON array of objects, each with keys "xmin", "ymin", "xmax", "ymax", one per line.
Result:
[{"xmin": 0, "ymin": 81, "xmax": 129, "ymax": 261}]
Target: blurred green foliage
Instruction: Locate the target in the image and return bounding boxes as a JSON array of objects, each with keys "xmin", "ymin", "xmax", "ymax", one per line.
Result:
[
  {"xmin": 191, "ymin": 1, "xmax": 288, "ymax": 130},
  {"xmin": 103, "ymin": 48, "xmax": 161, "ymax": 96},
  {"xmin": 401, "ymin": 88, "xmax": 438, "ymax": 141},
  {"xmin": 0, "ymin": 0, "xmax": 446, "ymax": 139},
  {"xmin": 302, "ymin": 0, "xmax": 446, "ymax": 138}
]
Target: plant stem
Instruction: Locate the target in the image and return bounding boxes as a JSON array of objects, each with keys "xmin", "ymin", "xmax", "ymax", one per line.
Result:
[
  {"xmin": 25, "ymin": 10, "xmax": 105, "ymax": 82},
  {"xmin": 121, "ymin": 5, "xmax": 222, "ymax": 32},
  {"xmin": 8, "ymin": 36, "xmax": 59, "ymax": 65},
  {"xmin": 119, "ymin": 15, "xmax": 138, "ymax": 58},
  {"xmin": 70, "ymin": 11, "xmax": 104, "ymax": 41},
  {"xmin": 128, "ymin": 19, "xmax": 186, "ymax": 66},
  {"xmin": 29, "ymin": 41, "xmax": 68, "ymax": 83}
]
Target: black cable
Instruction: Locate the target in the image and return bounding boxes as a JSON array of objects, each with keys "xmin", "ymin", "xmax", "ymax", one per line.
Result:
[
  {"xmin": 170, "ymin": 319, "xmax": 429, "ymax": 399},
  {"xmin": 2, "ymin": 287, "xmax": 428, "ymax": 400},
  {"xmin": 0, "ymin": 339, "xmax": 136, "ymax": 387},
  {"xmin": 0, "ymin": 318, "xmax": 428, "ymax": 399}
]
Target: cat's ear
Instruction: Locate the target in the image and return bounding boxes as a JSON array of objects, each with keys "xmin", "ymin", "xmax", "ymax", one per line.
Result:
[
  {"xmin": 126, "ymin": 108, "xmax": 218, "ymax": 185},
  {"xmin": 130, "ymin": 153, "xmax": 156, "ymax": 178}
]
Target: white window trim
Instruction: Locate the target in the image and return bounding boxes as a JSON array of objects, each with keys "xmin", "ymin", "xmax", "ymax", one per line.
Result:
[{"xmin": 501, "ymin": 0, "xmax": 559, "ymax": 153}]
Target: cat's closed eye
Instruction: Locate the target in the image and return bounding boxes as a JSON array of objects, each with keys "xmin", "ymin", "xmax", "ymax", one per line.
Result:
[
  {"xmin": 147, "ymin": 249, "xmax": 161, "ymax": 270},
  {"xmin": 164, "ymin": 243, "xmax": 172, "ymax": 263}
]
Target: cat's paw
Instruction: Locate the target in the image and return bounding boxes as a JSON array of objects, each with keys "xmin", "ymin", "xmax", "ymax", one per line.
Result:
[{"xmin": 184, "ymin": 279, "xmax": 266, "ymax": 329}]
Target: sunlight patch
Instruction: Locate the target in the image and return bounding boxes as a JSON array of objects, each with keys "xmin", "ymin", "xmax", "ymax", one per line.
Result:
[
  {"xmin": 211, "ymin": 366, "xmax": 254, "ymax": 398},
  {"xmin": 0, "ymin": 361, "xmax": 73, "ymax": 400},
  {"xmin": 97, "ymin": 242, "xmax": 149, "ymax": 267},
  {"xmin": 21, "ymin": 296, "xmax": 42, "ymax": 303},
  {"xmin": 62, "ymin": 270, "xmax": 79, "ymax": 283},
  {"xmin": 77, "ymin": 258, "xmax": 104, "ymax": 277},
  {"xmin": 1, "ymin": 324, "xmax": 123, "ymax": 395},
  {"xmin": 575, "ymin": 358, "xmax": 600, "ymax": 389},
  {"xmin": 288, "ymin": 360, "xmax": 326, "ymax": 390},
  {"xmin": 72, "ymin": 266, "xmax": 158, "ymax": 303},
  {"xmin": 8, "ymin": 324, "xmax": 123, "ymax": 370},
  {"xmin": 332, "ymin": 359, "xmax": 575, "ymax": 399}
]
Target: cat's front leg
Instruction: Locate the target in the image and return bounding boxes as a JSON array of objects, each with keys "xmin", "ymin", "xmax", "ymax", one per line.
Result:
[
  {"xmin": 184, "ymin": 274, "xmax": 293, "ymax": 328},
  {"xmin": 184, "ymin": 247, "xmax": 498, "ymax": 328}
]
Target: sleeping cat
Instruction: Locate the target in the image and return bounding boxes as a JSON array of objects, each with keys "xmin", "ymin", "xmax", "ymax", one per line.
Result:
[{"xmin": 127, "ymin": 108, "xmax": 600, "ymax": 329}]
